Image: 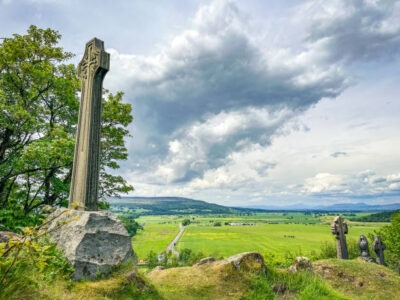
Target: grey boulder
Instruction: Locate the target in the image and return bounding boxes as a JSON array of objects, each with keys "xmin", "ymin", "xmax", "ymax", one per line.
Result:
[
  {"xmin": 44, "ymin": 208, "xmax": 134, "ymax": 280},
  {"xmin": 289, "ymin": 256, "xmax": 313, "ymax": 273}
]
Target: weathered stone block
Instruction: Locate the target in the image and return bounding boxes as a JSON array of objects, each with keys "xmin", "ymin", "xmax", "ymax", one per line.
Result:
[
  {"xmin": 45, "ymin": 208, "xmax": 134, "ymax": 280},
  {"xmin": 289, "ymin": 256, "xmax": 313, "ymax": 273},
  {"xmin": 225, "ymin": 252, "xmax": 266, "ymax": 272}
]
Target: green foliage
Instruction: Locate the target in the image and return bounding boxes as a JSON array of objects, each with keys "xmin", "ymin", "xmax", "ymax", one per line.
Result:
[
  {"xmin": 0, "ymin": 25, "xmax": 78, "ymax": 219},
  {"xmin": 178, "ymin": 248, "xmax": 205, "ymax": 266},
  {"xmin": 0, "ymin": 208, "xmax": 42, "ymax": 232},
  {"xmin": 145, "ymin": 248, "xmax": 205, "ymax": 269},
  {"xmin": 0, "ymin": 26, "xmax": 133, "ymax": 229},
  {"xmin": 317, "ymin": 241, "xmax": 337, "ymax": 259},
  {"xmin": 118, "ymin": 214, "xmax": 143, "ymax": 237},
  {"xmin": 213, "ymin": 221, "xmax": 222, "ymax": 227},
  {"xmin": 146, "ymin": 250, "xmax": 159, "ymax": 269},
  {"xmin": 99, "ymin": 91, "xmax": 133, "ymax": 200},
  {"xmin": 375, "ymin": 212, "xmax": 400, "ymax": 269},
  {"xmin": 350, "ymin": 210, "xmax": 399, "ymax": 222},
  {"xmin": 98, "ymin": 200, "xmax": 110, "ymax": 210},
  {"xmin": 0, "ymin": 222, "xmax": 73, "ymax": 299},
  {"xmin": 182, "ymin": 218, "xmax": 191, "ymax": 226},
  {"xmin": 315, "ymin": 238, "xmax": 360, "ymax": 261}
]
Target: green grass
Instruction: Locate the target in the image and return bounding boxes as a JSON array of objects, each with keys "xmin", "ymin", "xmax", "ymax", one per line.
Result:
[
  {"xmin": 314, "ymin": 259, "xmax": 400, "ymax": 300},
  {"xmin": 132, "ymin": 216, "xmax": 181, "ymax": 259},
  {"xmin": 177, "ymin": 223, "xmax": 382, "ymax": 259},
  {"xmin": 132, "ymin": 213, "xmax": 385, "ymax": 262},
  {"xmin": 243, "ymin": 269, "xmax": 348, "ymax": 300}
]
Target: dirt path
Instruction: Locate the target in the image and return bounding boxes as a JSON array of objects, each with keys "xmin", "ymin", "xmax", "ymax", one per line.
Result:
[{"xmin": 166, "ymin": 223, "xmax": 184, "ymax": 256}]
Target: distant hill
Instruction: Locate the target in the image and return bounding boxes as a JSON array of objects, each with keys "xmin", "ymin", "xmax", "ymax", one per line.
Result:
[
  {"xmin": 109, "ymin": 196, "xmax": 400, "ymax": 215},
  {"xmin": 109, "ymin": 196, "xmax": 259, "ymax": 215},
  {"xmin": 248, "ymin": 202, "xmax": 400, "ymax": 212},
  {"xmin": 350, "ymin": 210, "xmax": 400, "ymax": 222}
]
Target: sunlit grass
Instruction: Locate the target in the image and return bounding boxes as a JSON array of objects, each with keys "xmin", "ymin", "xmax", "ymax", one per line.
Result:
[{"xmin": 132, "ymin": 213, "xmax": 385, "ymax": 262}]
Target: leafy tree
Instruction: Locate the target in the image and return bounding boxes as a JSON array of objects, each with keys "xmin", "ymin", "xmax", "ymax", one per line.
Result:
[
  {"xmin": 99, "ymin": 91, "xmax": 133, "ymax": 199},
  {"xmin": 375, "ymin": 212, "xmax": 400, "ymax": 269},
  {"xmin": 118, "ymin": 214, "xmax": 143, "ymax": 237},
  {"xmin": 146, "ymin": 251, "xmax": 159, "ymax": 269},
  {"xmin": 0, "ymin": 26, "xmax": 133, "ymax": 230},
  {"xmin": 182, "ymin": 218, "xmax": 191, "ymax": 226}
]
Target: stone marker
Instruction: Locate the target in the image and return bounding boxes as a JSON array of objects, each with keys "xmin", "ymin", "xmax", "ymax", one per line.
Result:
[
  {"xmin": 69, "ymin": 38, "xmax": 110, "ymax": 211},
  {"xmin": 372, "ymin": 235, "xmax": 386, "ymax": 265},
  {"xmin": 331, "ymin": 216, "xmax": 349, "ymax": 259},
  {"xmin": 46, "ymin": 39, "xmax": 134, "ymax": 280},
  {"xmin": 358, "ymin": 235, "xmax": 374, "ymax": 262}
]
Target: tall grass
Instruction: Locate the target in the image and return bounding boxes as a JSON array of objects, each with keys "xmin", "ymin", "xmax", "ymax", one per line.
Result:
[{"xmin": 242, "ymin": 267, "xmax": 347, "ymax": 300}]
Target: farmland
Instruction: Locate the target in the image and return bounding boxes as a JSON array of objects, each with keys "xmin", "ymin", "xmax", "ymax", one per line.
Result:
[{"xmin": 131, "ymin": 212, "xmax": 386, "ymax": 262}]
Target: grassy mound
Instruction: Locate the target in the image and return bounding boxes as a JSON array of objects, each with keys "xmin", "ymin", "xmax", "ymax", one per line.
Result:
[
  {"xmin": 147, "ymin": 256, "xmax": 400, "ymax": 299},
  {"xmin": 146, "ymin": 253, "xmax": 343, "ymax": 300},
  {"xmin": 147, "ymin": 259, "xmax": 261, "ymax": 299},
  {"xmin": 314, "ymin": 259, "xmax": 400, "ymax": 300},
  {"xmin": 0, "ymin": 265, "xmax": 161, "ymax": 300},
  {"xmin": 3, "ymin": 251, "xmax": 399, "ymax": 299}
]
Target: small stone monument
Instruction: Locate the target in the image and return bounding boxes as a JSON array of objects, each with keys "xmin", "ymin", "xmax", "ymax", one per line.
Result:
[
  {"xmin": 358, "ymin": 235, "xmax": 374, "ymax": 262},
  {"xmin": 46, "ymin": 38, "xmax": 134, "ymax": 280},
  {"xmin": 331, "ymin": 216, "xmax": 349, "ymax": 259},
  {"xmin": 372, "ymin": 235, "xmax": 386, "ymax": 265}
]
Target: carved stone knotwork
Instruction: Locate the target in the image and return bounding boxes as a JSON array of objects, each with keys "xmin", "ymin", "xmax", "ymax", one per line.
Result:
[
  {"xmin": 331, "ymin": 216, "xmax": 349, "ymax": 259},
  {"xmin": 69, "ymin": 38, "xmax": 110, "ymax": 211}
]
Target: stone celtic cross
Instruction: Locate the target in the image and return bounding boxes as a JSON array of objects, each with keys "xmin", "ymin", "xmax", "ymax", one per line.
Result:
[
  {"xmin": 372, "ymin": 235, "xmax": 386, "ymax": 265},
  {"xmin": 69, "ymin": 38, "xmax": 110, "ymax": 211},
  {"xmin": 331, "ymin": 216, "xmax": 349, "ymax": 259}
]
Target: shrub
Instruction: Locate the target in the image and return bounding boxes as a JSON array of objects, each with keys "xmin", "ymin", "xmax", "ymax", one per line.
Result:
[
  {"xmin": 118, "ymin": 215, "xmax": 143, "ymax": 237},
  {"xmin": 0, "ymin": 220, "xmax": 73, "ymax": 298},
  {"xmin": 374, "ymin": 212, "xmax": 400, "ymax": 269},
  {"xmin": 182, "ymin": 219, "xmax": 191, "ymax": 226}
]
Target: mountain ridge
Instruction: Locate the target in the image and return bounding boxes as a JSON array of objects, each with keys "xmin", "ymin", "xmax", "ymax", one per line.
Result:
[{"xmin": 109, "ymin": 196, "xmax": 400, "ymax": 213}]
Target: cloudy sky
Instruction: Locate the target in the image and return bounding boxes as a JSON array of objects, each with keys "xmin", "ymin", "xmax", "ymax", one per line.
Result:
[{"xmin": 1, "ymin": 0, "xmax": 399, "ymax": 207}]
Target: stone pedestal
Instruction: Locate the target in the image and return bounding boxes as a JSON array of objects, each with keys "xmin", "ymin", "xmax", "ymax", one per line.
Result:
[{"xmin": 45, "ymin": 208, "xmax": 134, "ymax": 280}]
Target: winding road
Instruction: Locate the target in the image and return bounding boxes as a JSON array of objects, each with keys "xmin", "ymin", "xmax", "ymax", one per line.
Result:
[{"xmin": 166, "ymin": 223, "xmax": 184, "ymax": 256}]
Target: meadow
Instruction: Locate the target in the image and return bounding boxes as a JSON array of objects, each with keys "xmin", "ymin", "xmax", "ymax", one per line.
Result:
[{"xmin": 132, "ymin": 213, "xmax": 385, "ymax": 262}]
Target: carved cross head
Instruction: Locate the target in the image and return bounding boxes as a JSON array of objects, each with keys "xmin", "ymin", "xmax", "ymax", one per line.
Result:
[
  {"xmin": 78, "ymin": 38, "xmax": 110, "ymax": 81},
  {"xmin": 331, "ymin": 216, "xmax": 348, "ymax": 235}
]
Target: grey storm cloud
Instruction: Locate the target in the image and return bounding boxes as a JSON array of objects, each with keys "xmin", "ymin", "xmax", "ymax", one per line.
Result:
[
  {"xmin": 107, "ymin": 0, "xmax": 400, "ymax": 184},
  {"xmin": 302, "ymin": 0, "xmax": 400, "ymax": 63}
]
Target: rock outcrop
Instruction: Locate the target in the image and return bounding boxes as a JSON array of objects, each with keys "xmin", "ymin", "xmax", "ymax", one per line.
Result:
[
  {"xmin": 195, "ymin": 256, "xmax": 216, "ymax": 266},
  {"xmin": 289, "ymin": 256, "xmax": 313, "ymax": 273},
  {"xmin": 44, "ymin": 208, "xmax": 134, "ymax": 280},
  {"xmin": 224, "ymin": 252, "xmax": 266, "ymax": 272}
]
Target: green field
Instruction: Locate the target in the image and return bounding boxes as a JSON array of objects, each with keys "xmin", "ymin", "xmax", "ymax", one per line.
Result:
[
  {"xmin": 178, "ymin": 223, "xmax": 379, "ymax": 259},
  {"xmin": 132, "ymin": 213, "xmax": 386, "ymax": 261},
  {"xmin": 132, "ymin": 215, "xmax": 181, "ymax": 259}
]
